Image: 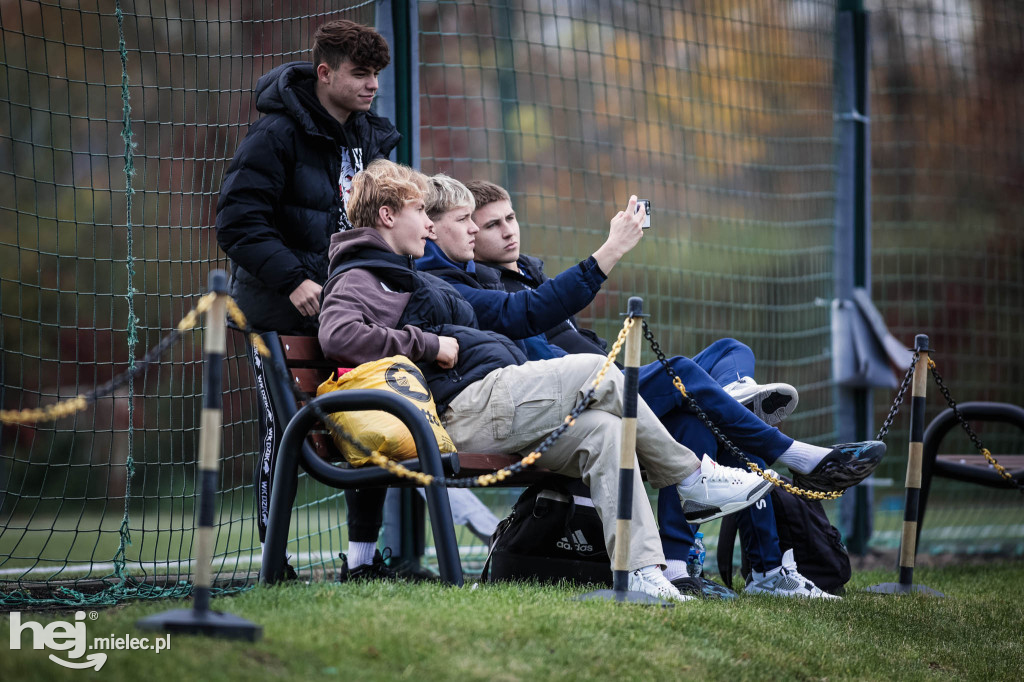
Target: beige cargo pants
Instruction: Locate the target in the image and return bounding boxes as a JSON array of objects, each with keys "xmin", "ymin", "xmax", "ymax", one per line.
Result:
[{"xmin": 442, "ymin": 353, "xmax": 701, "ymax": 571}]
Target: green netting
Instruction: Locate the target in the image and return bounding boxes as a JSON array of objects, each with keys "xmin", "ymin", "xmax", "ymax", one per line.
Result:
[
  {"xmin": 0, "ymin": 0, "xmax": 381, "ymax": 608},
  {"xmin": 3, "ymin": 0, "xmax": 1023, "ymax": 610},
  {"xmin": 865, "ymin": 0, "xmax": 1024, "ymax": 556},
  {"xmin": 420, "ymin": 0, "xmax": 841, "ymax": 443}
]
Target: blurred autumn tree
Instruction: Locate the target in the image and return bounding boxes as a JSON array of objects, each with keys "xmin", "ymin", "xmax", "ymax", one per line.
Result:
[
  {"xmin": 869, "ymin": 0, "xmax": 1024, "ymax": 417},
  {"xmin": 421, "ymin": 0, "xmax": 841, "ymax": 440}
]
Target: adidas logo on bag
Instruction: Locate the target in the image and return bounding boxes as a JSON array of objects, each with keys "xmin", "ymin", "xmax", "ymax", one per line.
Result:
[{"xmin": 556, "ymin": 529, "xmax": 593, "ymax": 553}]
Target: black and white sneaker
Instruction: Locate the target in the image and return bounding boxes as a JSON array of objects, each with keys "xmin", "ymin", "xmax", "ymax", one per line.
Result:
[
  {"xmin": 677, "ymin": 455, "xmax": 774, "ymax": 524},
  {"xmin": 792, "ymin": 441, "xmax": 886, "ymax": 492},
  {"xmin": 670, "ymin": 575, "xmax": 739, "ymax": 600},
  {"xmin": 723, "ymin": 377, "xmax": 799, "ymax": 426},
  {"xmin": 744, "ymin": 549, "xmax": 841, "ymax": 599},
  {"xmin": 337, "ymin": 548, "xmax": 397, "ymax": 582}
]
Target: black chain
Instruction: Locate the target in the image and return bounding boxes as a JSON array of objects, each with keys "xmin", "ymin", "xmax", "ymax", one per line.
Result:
[
  {"xmin": 874, "ymin": 351, "xmax": 920, "ymax": 441},
  {"xmin": 3, "ymin": 303, "xmax": 205, "ymax": 424},
  {"xmin": 929, "ymin": 361, "xmax": 1024, "ymax": 494},
  {"xmin": 640, "ymin": 322, "xmax": 764, "ymax": 473}
]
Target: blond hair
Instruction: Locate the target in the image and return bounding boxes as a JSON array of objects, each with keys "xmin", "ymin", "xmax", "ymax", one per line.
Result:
[
  {"xmin": 348, "ymin": 159, "xmax": 429, "ymax": 229},
  {"xmin": 425, "ymin": 173, "xmax": 475, "ymax": 219}
]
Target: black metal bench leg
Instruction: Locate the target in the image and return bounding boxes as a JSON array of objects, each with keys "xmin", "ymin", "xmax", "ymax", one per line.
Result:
[{"xmin": 421, "ymin": 480, "xmax": 463, "ymax": 587}]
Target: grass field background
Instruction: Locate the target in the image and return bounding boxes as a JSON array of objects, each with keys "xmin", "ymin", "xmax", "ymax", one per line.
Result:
[{"xmin": 3, "ymin": 561, "xmax": 1023, "ymax": 681}]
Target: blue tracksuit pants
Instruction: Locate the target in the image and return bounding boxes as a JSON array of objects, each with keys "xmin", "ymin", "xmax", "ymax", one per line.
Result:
[{"xmin": 640, "ymin": 339, "xmax": 792, "ymax": 572}]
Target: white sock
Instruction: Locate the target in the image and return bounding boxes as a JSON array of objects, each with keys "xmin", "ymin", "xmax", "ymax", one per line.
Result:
[
  {"xmin": 680, "ymin": 468, "xmax": 702, "ymax": 488},
  {"xmin": 663, "ymin": 559, "xmax": 689, "ymax": 581},
  {"xmin": 347, "ymin": 541, "xmax": 377, "ymax": 568},
  {"xmin": 777, "ymin": 441, "xmax": 832, "ymax": 474}
]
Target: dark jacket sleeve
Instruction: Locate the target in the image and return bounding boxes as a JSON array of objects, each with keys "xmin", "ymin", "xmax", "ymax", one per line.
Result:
[
  {"xmin": 215, "ymin": 121, "xmax": 308, "ymax": 295},
  {"xmin": 522, "ymin": 256, "xmax": 608, "ymax": 352},
  {"xmin": 438, "ymin": 257, "xmax": 606, "ymax": 339}
]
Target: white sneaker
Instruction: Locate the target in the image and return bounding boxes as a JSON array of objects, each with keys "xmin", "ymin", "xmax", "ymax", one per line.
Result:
[
  {"xmin": 677, "ymin": 455, "xmax": 774, "ymax": 524},
  {"xmin": 723, "ymin": 377, "xmax": 799, "ymax": 426},
  {"xmin": 744, "ymin": 549, "xmax": 842, "ymax": 600},
  {"xmin": 628, "ymin": 565, "xmax": 695, "ymax": 602}
]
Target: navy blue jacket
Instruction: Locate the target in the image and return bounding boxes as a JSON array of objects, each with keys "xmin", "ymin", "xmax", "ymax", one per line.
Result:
[
  {"xmin": 415, "ymin": 242, "xmax": 606, "ymax": 348},
  {"xmin": 216, "ymin": 61, "xmax": 400, "ymax": 333},
  {"xmin": 475, "ymin": 255, "xmax": 609, "ymax": 357}
]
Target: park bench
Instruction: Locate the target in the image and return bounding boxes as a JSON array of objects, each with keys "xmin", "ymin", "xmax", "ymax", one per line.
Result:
[
  {"xmin": 256, "ymin": 332, "xmax": 551, "ymax": 588},
  {"xmin": 917, "ymin": 401, "xmax": 1024, "ymax": 548}
]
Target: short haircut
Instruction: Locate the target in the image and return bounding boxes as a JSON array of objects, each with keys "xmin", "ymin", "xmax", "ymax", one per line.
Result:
[
  {"xmin": 425, "ymin": 174, "xmax": 475, "ymax": 219},
  {"xmin": 465, "ymin": 180, "xmax": 511, "ymax": 211},
  {"xmin": 312, "ymin": 19, "xmax": 390, "ymax": 71},
  {"xmin": 348, "ymin": 159, "xmax": 429, "ymax": 229}
]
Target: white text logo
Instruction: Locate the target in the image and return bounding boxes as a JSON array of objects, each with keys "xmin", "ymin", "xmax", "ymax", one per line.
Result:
[{"xmin": 9, "ymin": 610, "xmax": 171, "ymax": 671}]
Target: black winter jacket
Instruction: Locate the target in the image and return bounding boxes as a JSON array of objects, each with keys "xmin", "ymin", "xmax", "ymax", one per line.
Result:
[
  {"xmin": 475, "ymin": 255, "xmax": 609, "ymax": 356},
  {"xmin": 215, "ymin": 61, "xmax": 400, "ymax": 333}
]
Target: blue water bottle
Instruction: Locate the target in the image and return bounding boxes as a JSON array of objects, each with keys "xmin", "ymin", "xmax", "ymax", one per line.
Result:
[{"xmin": 686, "ymin": 532, "xmax": 706, "ymax": 578}]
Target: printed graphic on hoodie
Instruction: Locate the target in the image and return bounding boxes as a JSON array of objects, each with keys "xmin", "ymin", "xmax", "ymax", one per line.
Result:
[{"xmin": 338, "ymin": 146, "xmax": 364, "ymax": 230}]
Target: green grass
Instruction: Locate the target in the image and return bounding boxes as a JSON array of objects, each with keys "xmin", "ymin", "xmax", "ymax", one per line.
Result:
[{"xmin": 3, "ymin": 562, "xmax": 1023, "ymax": 681}]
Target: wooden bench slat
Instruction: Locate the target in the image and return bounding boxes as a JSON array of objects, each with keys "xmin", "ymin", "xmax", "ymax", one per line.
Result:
[
  {"xmin": 936, "ymin": 454, "xmax": 1024, "ymax": 471},
  {"xmin": 279, "ymin": 335, "xmax": 335, "ymax": 367},
  {"xmin": 457, "ymin": 452, "xmax": 525, "ymax": 471},
  {"xmin": 291, "ymin": 368, "xmax": 330, "ymax": 394}
]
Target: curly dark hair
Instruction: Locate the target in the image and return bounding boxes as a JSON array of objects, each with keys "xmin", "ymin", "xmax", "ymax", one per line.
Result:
[{"xmin": 312, "ymin": 19, "xmax": 390, "ymax": 71}]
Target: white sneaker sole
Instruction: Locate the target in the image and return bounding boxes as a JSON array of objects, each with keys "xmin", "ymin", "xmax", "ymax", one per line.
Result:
[
  {"xmin": 744, "ymin": 585, "xmax": 842, "ymax": 600},
  {"xmin": 680, "ymin": 478, "xmax": 773, "ymax": 524},
  {"xmin": 745, "ymin": 386, "xmax": 798, "ymax": 426}
]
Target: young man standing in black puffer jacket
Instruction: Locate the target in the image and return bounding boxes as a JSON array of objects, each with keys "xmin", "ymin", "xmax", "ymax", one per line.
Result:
[{"xmin": 215, "ymin": 20, "xmax": 399, "ymax": 542}]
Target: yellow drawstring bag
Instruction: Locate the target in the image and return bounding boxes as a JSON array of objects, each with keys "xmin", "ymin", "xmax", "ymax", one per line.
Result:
[{"xmin": 316, "ymin": 355, "xmax": 456, "ymax": 466}]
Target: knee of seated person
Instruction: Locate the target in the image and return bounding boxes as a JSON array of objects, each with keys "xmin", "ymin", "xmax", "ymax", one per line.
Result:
[
  {"xmin": 563, "ymin": 352, "xmax": 608, "ymax": 374},
  {"xmin": 707, "ymin": 337, "xmax": 751, "ymax": 356},
  {"xmin": 668, "ymin": 355, "xmax": 700, "ymax": 373}
]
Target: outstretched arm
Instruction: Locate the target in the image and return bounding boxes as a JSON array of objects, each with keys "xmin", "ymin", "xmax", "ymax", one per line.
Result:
[
  {"xmin": 450, "ymin": 261, "xmax": 604, "ymax": 338},
  {"xmin": 592, "ymin": 194, "xmax": 646, "ymax": 275}
]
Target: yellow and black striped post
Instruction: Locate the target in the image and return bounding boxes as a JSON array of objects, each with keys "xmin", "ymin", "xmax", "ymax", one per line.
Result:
[
  {"xmin": 865, "ymin": 334, "xmax": 943, "ymax": 596},
  {"xmin": 193, "ymin": 270, "xmax": 230, "ymax": 614},
  {"xmin": 138, "ymin": 271, "xmax": 265, "ymax": 637},
  {"xmin": 610, "ymin": 297, "xmax": 644, "ymax": 595},
  {"xmin": 579, "ymin": 297, "xmax": 672, "ymax": 605}
]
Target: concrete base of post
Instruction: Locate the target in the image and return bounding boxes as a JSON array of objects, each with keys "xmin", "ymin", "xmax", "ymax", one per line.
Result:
[
  {"xmin": 137, "ymin": 608, "xmax": 263, "ymax": 641},
  {"xmin": 863, "ymin": 582, "xmax": 944, "ymax": 597}
]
